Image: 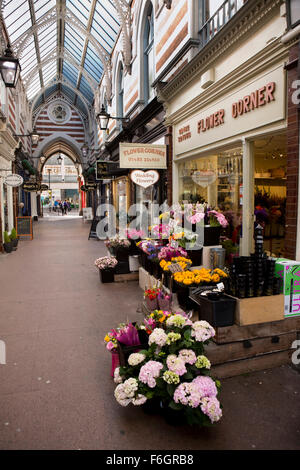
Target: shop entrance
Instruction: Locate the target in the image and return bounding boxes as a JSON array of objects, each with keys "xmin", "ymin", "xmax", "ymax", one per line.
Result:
[{"xmin": 254, "ymin": 133, "xmax": 287, "ymax": 257}]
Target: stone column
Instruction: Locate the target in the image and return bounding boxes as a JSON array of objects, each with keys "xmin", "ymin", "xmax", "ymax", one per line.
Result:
[
  {"xmin": 30, "ymin": 192, "xmax": 38, "ymax": 221},
  {"xmin": 240, "ymin": 138, "xmax": 254, "ymax": 256}
]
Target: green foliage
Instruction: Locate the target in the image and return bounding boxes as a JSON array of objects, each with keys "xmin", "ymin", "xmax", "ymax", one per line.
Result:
[
  {"xmin": 4, "ymin": 231, "xmax": 11, "ymax": 244},
  {"xmin": 10, "ymin": 228, "xmax": 17, "ymax": 240}
]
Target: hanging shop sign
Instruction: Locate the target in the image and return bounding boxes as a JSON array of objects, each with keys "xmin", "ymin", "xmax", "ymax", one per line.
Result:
[
  {"xmin": 174, "ymin": 66, "xmax": 285, "ymax": 156},
  {"xmin": 85, "ymin": 183, "xmax": 98, "ymax": 191},
  {"xmin": 23, "ymin": 182, "xmax": 40, "ymax": 192},
  {"xmin": 40, "ymin": 184, "xmax": 49, "ymax": 191},
  {"xmin": 192, "ymin": 170, "xmax": 217, "ymax": 187},
  {"xmin": 120, "ymin": 143, "xmax": 167, "ymax": 169},
  {"xmin": 130, "ymin": 170, "xmax": 160, "ymax": 188},
  {"xmin": 96, "ymin": 161, "xmax": 110, "ymax": 180},
  {"xmin": 4, "ymin": 174, "xmax": 24, "ymax": 187}
]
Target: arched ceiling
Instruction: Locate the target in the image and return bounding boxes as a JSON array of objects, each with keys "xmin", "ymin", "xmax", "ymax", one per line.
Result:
[{"xmin": 2, "ymin": 0, "xmax": 121, "ymax": 115}]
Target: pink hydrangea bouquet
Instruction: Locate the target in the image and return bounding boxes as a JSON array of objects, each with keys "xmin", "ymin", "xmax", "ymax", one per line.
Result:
[
  {"xmin": 94, "ymin": 256, "xmax": 118, "ymax": 270},
  {"xmin": 113, "ymin": 314, "xmax": 222, "ymax": 427}
]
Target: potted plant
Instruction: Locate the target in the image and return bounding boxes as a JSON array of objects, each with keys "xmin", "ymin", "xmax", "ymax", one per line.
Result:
[
  {"xmin": 126, "ymin": 229, "xmax": 145, "ymax": 255},
  {"xmin": 94, "ymin": 256, "xmax": 118, "ymax": 283},
  {"xmin": 105, "ymin": 236, "xmax": 131, "ymax": 261},
  {"xmin": 112, "ymin": 313, "xmax": 222, "ymax": 427},
  {"xmin": 3, "ymin": 231, "xmax": 13, "ymax": 253},
  {"xmin": 10, "ymin": 228, "xmax": 18, "ymax": 249}
]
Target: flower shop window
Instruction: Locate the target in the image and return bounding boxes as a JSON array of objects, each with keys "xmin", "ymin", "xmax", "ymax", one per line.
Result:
[
  {"xmin": 254, "ymin": 134, "xmax": 287, "ymax": 257},
  {"xmin": 178, "ymin": 147, "xmax": 243, "ymax": 254}
]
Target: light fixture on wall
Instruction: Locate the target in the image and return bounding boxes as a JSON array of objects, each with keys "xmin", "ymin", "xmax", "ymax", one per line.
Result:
[
  {"xmin": 96, "ymin": 105, "xmax": 130, "ymax": 131},
  {"xmin": 0, "ymin": 43, "xmax": 21, "ymax": 88},
  {"xmin": 13, "ymin": 127, "xmax": 40, "ymax": 145},
  {"xmin": 57, "ymin": 153, "xmax": 62, "ymax": 165}
]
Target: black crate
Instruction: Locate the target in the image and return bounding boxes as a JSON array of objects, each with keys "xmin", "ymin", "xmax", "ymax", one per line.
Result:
[{"xmin": 189, "ymin": 292, "xmax": 236, "ymax": 327}]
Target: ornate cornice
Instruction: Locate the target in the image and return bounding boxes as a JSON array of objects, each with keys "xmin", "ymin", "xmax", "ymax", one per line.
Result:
[{"xmin": 158, "ymin": 0, "xmax": 283, "ymax": 103}]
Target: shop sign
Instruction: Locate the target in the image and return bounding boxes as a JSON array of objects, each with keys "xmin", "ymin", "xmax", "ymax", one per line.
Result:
[
  {"xmin": 192, "ymin": 170, "xmax": 217, "ymax": 187},
  {"xmin": 4, "ymin": 174, "xmax": 23, "ymax": 187},
  {"xmin": 174, "ymin": 66, "xmax": 285, "ymax": 156},
  {"xmin": 120, "ymin": 143, "xmax": 167, "ymax": 169},
  {"xmin": 85, "ymin": 183, "xmax": 98, "ymax": 191},
  {"xmin": 40, "ymin": 184, "xmax": 49, "ymax": 191},
  {"xmin": 130, "ymin": 170, "xmax": 159, "ymax": 188},
  {"xmin": 96, "ymin": 161, "xmax": 110, "ymax": 180},
  {"xmin": 23, "ymin": 182, "xmax": 40, "ymax": 192}
]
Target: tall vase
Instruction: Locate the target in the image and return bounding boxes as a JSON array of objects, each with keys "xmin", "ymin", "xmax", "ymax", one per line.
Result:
[
  {"xmin": 145, "ymin": 297, "xmax": 158, "ymax": 311},
  {"xmin": 111, "ymin": 351, "xmax": 120, "ymax": 377}
]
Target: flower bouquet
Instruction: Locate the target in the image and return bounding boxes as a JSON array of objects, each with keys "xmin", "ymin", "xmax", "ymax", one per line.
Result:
[
  {"xmin": 126, "ymin": 229, "xmax": 145, "ymax": 255},
  {"xmin": 158, "ymin": 244, "xmax": 188, "ymax": 262},
  {"xmin": 105, "ymin": 322, "xmax": 148, "ymax": 375},
  {"xmin": 113, "ymin": 314, "xmax": 222, "ymax": 427},
  {"xmin": 144, "ymin": 286, "xmax": 161, "ymax": 310},
  {"xmin": 94, "ymin": 256, "xmax": 118, "ymax": 283}
]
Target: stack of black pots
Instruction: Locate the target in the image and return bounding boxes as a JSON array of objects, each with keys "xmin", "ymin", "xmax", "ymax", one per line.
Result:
[
  {"xmin": 254, "ymin": 224, "xmax": 265, "ymax": 297},
  {"xmin": 228, "ymin": 225, "xmax": 282, "ymax": 298}
]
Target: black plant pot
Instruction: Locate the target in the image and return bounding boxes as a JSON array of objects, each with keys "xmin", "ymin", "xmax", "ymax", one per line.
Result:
[
  {"xmin": 115, "ymin": 246, "xmax": 130, "ymax": 262},
  {"xmin": 129, "ymin": 239, "xmax": 140, "ymax": 255},
  {"xmin": 189, "ymin": 293, "xmax": 236, "ymax": 327},
  {"xmin": 3, "ymin": 242, "xmax": 13, "ymax": 253},
  {"xmin": 99, "ymin": 268, "xmax": 115, "ymax": 283},
  {"xmin": 11, "ymin": 238, "xmax": 18, "ymax": 248},
  {"xmin": 186, "ymin": 249, "xmax": 203, "ymax": 266},
  {"xmin": 204, "ymin": 226, "xmax": 222, "ymax": 246}
]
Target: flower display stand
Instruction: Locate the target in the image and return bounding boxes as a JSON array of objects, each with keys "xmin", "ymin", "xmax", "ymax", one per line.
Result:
[
  {"xmin": 203, "ymin": 226, "xmax": 222, "ymax": 246},
  {"xmin": 206, "ymin": 315, "xmax": 300, "ymax": 379},
  {"xmin": 189, "ymin": 292, "xmax": 236, "ymax": 327}
]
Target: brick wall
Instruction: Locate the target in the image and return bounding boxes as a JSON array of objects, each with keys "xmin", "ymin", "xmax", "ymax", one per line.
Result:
[{"xmin": 285, "ymin": 43, "xmax": 299, "ymax": 260}]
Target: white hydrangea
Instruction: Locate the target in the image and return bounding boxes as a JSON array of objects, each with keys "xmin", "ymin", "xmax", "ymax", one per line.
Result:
[
  {"xmin": 191, "ymin": 321, "xmax": 215, "ymax": 342},
  {"xmin": 114, "ymin": 384, "xmax": 132, "ymax": 407},
  {"xmin": 132, "ymin": 394, "xmax": 147, "ymax": 406},
  {"xmin": 128, "ymin": 352, "xmax": 146, "ymax": 366},
  {"xmin": 123, "ymin": 378, "xmax": 139, "ymax": 398},
  {"xmin": 113, "ymin": 367, "xmax": 123, "ymax": 384},
  {"xmin": 148, "ymin": 328, "xmax": 168, "ymax": 347}
]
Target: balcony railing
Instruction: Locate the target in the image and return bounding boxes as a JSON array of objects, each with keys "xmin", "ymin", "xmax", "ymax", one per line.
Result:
[{"xmin": 199, "ymin": 0, "xmax": 246, "ymax": 48}]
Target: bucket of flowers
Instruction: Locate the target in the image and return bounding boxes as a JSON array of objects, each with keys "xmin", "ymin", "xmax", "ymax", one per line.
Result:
[
  {"xmin": 126, "ymin": 228, "xmax": 145, "ymax": 255},
  {"xmin": 113, "ymin": 313, "xmax": 222, "ymax": 427},
  {"xmin": 144, "ymin": 286, "xmax": 162, "ymax": 311},
  {"xmin": 157, "ymin": 289, "xmax": 172, "ymax": 311},
  {"xmin": 160, "ymin": 256, "xmax": 192, "ymax": 289},
  {"xmin": 104, "ymin": 322, "xmax": 149, "ymax": 376},
  {"xmin": 94, "ymin": 256, "xmax": 118, "ymax": 283},
  {"xmin": 104, "ymin": 236, "xmax": 131, "ymax": 261},
  {"xmin": 186, "ymin": 205, "xmax": 229, "ymax": 247}
]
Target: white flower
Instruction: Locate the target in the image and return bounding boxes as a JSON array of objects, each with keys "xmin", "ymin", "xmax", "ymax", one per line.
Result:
[
  {"xmin": 113, "ymin": 367, "xmax": 123, "ymax": 384},
  {"xmin": 128, "ymin": 353, "xmax": 146, "ymax": 367},
  {"xmin": 148, "ymin": 328, "xmax": 168, "ymax": 347},
  {"xmin": 123, "ymin": 378, "xmax": 138, "ymax": 398},
  {"xmin": 114, "ymin": 384, "xmax": 132, "ymax": 406},
  {"xmin": 191, "ymin": 321, "xmax": 215, "ymax": 342},
  {"xmin": 132, "ymin": 394, "xmax": 147, "ymax": 406}
]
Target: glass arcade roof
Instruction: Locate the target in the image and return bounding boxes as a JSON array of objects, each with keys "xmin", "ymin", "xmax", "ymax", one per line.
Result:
[{"xmin": 2, "ymin": 0, "xmax": 120, "ymax": 115}]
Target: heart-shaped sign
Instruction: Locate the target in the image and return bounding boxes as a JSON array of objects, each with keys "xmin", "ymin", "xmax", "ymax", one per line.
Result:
[
  {"xmin": 131, "ymin": 170, "xmax": 159, "ymax": 188},
  {"xmin": 192, "ymin": 170, "xmax": 216, "ymax": 188}
]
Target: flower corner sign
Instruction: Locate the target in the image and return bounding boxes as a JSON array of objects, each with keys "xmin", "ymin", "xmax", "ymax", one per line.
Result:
[
  {"xmin": 192, "ymin": 170, "xmax": 216, "ymax": 188},
  {"xmin": 130, "ymin": 170, "xmax": 159, "ymax": 188},
  {"xmin": 4, "ymin": 174, "xmax": 23, "ymax": 187}
]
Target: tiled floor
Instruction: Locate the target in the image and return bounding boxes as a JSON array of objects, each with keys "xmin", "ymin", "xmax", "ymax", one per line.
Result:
[{"xmin": 0, "ymin": 217, "xmax": 299, "ymax": 450}]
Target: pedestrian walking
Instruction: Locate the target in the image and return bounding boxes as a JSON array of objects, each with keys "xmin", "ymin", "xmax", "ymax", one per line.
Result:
[
  {"xmin": 63, "ymin": 200, "xmax": 68, "ymax": 215},
  {"xmin": 59, "ymin": 201, "xmax": 64, "ymax": 215}
]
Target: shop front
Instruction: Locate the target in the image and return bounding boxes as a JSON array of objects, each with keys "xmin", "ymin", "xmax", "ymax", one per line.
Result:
[{"xmin": 172, "ymin": 63, "xmax": 288, "ymax": 258}]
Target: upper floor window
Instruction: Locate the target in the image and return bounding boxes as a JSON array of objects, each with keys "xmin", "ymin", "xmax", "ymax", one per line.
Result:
[
  {"xmin": 287, "ymin": 0, "xmax": 300, "ymax": 29},
  {"xmin": 199, "ymin": 0, "xmax": 246, "ymax": 47},
  {"xmin": 117, "ymin": 63, "xmax": 124, "ymax": 128},
  {"xmin": 143, "ymin": 3, "xmax": 155, "ymax": 104}
]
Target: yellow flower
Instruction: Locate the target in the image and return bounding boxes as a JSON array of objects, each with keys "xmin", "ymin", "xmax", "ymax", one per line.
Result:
[{"xmin": 104, "ymin": 335, "xmax": 110, "ymax": 342}]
